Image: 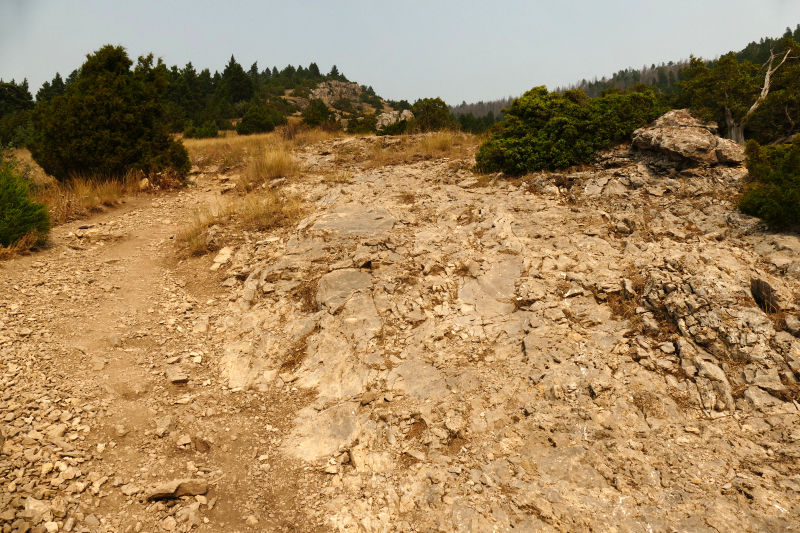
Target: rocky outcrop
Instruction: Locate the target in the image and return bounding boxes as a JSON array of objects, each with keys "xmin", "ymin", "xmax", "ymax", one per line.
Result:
[
  {"xmin": 632, "ymin": 109, "xmax": 745, "ymax": 165},
  {"xmin": 308, "ymin": 80, "xmax": 363, "ymax": 106},
  {"xmin": 376, "ymin": 109, "xmax": 414, "ymax": 130},
  {"xmin": 205, "ymin": 133, "xmax": 800, "ymax": 532}
]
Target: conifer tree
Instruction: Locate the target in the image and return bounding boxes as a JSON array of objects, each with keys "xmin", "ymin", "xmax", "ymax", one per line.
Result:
[{"xmin": 29, "ymin": 45, "xmax": 190, "ymax": 181}]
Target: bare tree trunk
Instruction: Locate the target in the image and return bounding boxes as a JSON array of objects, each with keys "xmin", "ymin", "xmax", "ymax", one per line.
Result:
[
  {"xmin": 725, "ymin": 107, "xmax": 746, "ymax": 144},
  {"xmin": 728, "ymin": 48, "xmax": 793, "ymax": 144}
]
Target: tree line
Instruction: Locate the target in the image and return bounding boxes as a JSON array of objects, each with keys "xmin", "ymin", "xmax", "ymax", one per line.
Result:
[{"xmin": 0, "ymin": 53, "xmax": 354, "ymax": 147}]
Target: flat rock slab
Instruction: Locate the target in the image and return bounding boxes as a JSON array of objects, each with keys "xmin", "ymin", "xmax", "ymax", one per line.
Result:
[
  {"xmin": 285, "ymin": 402, "xmax": 365, "ymax": 462},
  {"xmin": 458, "ymin": 258, "xmax": 520, "ymax": 318},
  {"xmin": 388, "ymin": 361, "xmax": 449, "ymax": 401},
  {"xmin": 316, "ymin": 269, "xmax": 373, "ymax": 312},
  {"xmin": 146, "ymin": 478, "xmax": 208, "ymax": 500},
  {"xmin": 311, "ymin": 203, "xmax": 396, "ymax": 237}
]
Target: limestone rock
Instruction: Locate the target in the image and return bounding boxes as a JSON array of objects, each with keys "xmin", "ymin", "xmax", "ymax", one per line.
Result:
[
  {"xmin": 146, "ymin": 479, "xmax": 208, "ymax": 500},
  {"xmin": 632, "ymin": 109, "xmax": 744, "ymax": 165},
  {"xmin": 376, "ymin": 110, "xmax": 414, "ymax": 130},
  {"xmin": 284, "ymin": 402, "xmax": 365, "ymax": 462},
  {"xmin": 316, "ymin": 269, "xmax": 372, "ymax": 312},
  {"xmin": 311, "ymin": 203, "xmax": 396, "ymax": 237}
]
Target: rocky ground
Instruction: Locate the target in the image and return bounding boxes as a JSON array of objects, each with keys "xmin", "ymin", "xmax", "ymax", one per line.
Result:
[{"xmin": 3, "ymin": 112, "xmax": 800, "ymax": 533}]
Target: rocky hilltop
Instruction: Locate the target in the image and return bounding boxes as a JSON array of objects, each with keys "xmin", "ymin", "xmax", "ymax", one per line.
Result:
[{"xmin": 2, "ymin": 111, "xmax": 800, "ymax": 533}]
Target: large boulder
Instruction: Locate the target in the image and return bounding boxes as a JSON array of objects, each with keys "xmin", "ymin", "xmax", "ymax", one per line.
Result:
[
  {"xmin": 376, "ymin": 110, "xmax": 414, "ymax": 130},
  {"xmin": 632, "ymin": 109, "xmax": 744, "ymax": 165}
]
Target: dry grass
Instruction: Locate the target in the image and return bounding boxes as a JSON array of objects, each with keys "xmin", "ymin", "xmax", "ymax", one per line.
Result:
[
  {"xmin": 183, "ymin": 134, "xmax": 269, "ymax": 169},
  {"xmin": 602, "ymin": 264, "xmax": 650, "ymax": 336},
  {"xmin": 236, "ymin": 191, "xmax": 304, "ymax": 231},
  {"xmin": 398, "ymin": 191, "xmax": 416, "ymax": 204},
  {"xmin": 323, "ymin": 170, "xmax": 352, "ymax": 186},
  {"xmin": 240, "ymin": 147, "xmax": 300, "ymax": 191},
  {"xmin": 7, "ymin": 149, "xmax": 140, "ymax": 227},
  {"xmin": 0, "ymin": 232, "xmax": 42, "ymax": 260},
  {"xmin": 184, "ymin": 125, "xmax": 341, "ymax": 172},
  {"xmin": 32, "ymin": 172, "xmax": 140, "ymax": 225},
  {"xmin": 177, "ymin": 190, "xmax": 304, "ymax": 257},
  {"xmin": 360, "ymin": 132, "xmax": 478, "ymax": 169},
  {"xmin": 280, "ymin": 331, "xmax": 313, "ymax": 373},
  {"xmin": 419, "ymin": 132, "xmax": 456, "ymax": 156},
  {"xmin": 177, "ymin": 203, "xmax": 222, "ymax": 257},
  {"xmin": 292, "ymin": 280, "xmax": 319, "ymax": 313}
]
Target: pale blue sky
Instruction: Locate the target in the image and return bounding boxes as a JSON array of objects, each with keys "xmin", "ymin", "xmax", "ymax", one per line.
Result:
[{"xmin": 2, "ymin": 0, "xmax": 800, "ymax": 104}]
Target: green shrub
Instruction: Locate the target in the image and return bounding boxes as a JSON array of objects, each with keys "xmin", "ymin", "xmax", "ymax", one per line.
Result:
[
  {"xmin": 236, "ymin": 105, "xmax": 287, "ymax": 135},
  {"xmin": 0, "ymin": 160, "xmax": 50, "ymax": 247},
  {"xmin": 184, "ymin": 120, "xmax": 219, "ymax": 139},
  {"xmin": 331, "ymin": 97, "xmax": 356, "ymax": 113},
  {"xmin": 0, "ymin": 80, "xmax": 36, "ymax": 148},
  {"xmin": 377, "ymin": 120, "xmax": 410, "ymax": 136},
  {"xmin": 29, "ymin": 45, "xmax": 190, "ymax": 182},
  {"xmin": 301, "ymin": 99, "xmax": 333, "ymax": 127},
  {"xmin": 739, "ymin": 136, "xmax": 800, "ymax": 227},
  {"xmin": 411, "ymin": 97, "xmax": 455, "ymax": 132},
  {"xmin": 347, "ymin": 113, "xmax": 378, "ymax": 135},
  {"xmin": 475, "ymin": 85, "xmax": 667, "ymax": 174}
]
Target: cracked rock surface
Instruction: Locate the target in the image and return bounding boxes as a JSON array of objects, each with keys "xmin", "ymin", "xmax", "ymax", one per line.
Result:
[{"xmin": 3, "ymin": 124, "xmax": 800, "ymax": 533}]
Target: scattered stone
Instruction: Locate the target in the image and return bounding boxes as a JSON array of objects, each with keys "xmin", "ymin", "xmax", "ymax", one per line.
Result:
[
  {"xmin": 146, "ymin": 479, "xmax": 209, "ymax": 500},
  {"xmin": 165, "ymin": 367, "xmax": 189, "ymax": 384},
  {"xmin": 785, "ymin": 315, "xmax": 800, "ymax": 337}
]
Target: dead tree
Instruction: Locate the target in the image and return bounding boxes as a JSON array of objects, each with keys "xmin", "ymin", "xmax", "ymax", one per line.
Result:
[{"xmin": 726, "ymin": 47, "xmax": 793, "ymax": 144}]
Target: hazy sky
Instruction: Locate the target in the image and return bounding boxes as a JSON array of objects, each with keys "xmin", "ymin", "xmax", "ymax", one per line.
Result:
[{"xmin": 2, "ymin": 1, "xmax": 800, "ymax": 105}]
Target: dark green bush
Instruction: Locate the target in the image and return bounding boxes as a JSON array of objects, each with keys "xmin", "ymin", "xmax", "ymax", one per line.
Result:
[
  {"xmin": 0, "ymin": 160, "xmax": 50, "ymax": 247},
  {"xmin": 376, "ymin": 120, "xmax": 410, "ymax": 136},
  {"xmin": 184, "ymin": 120, "xmax": 219, "ymax": 139},
  {"xmin": 301, "ymin": 99, "xmax": 333, "ymax": 127},
  {"xmin": 739, "ymin": 136, "xmax": 800, "ymax": 227},
  {"xmin": 331, "ymin": 97, "xmax": 356, "ymax": 113},
  {"xmin": 346, "ymin": 113, "xmax": 378, "ymax": 135},
  {"xmin": 411, "ymin": 98, "xmax": 455, "ymax": 132},
  {"xmin": 389, "ymin": 100, "xmax": 412, "ymax": 112},
  {"xmin": 236, "ymin": 105, "xmax": 287, "ymax": 135},
  {"xmin": 475, "ymin": 85, "xmax": 667, "ymax": 174},
  {"xmin": 0, "ymin": 80, "xmax": 35, "ymax": 148},
  {"xmin": 29, "ymin": 45, "xmax": 190, "ymax": 182}
]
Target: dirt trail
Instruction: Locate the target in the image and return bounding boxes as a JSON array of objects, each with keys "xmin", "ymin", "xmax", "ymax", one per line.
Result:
[{"xmin": 1, "ymin": 176, "xmax": 327, "ymax": 533}]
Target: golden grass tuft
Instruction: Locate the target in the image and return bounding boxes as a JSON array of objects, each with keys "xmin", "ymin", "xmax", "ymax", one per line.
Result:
[
  {"xmin": 183, "ymin": 125, "xmax": 341, "ymax": 172},
  {"xmin": 240, "ymin": 147, "xmax": 300, "ymax": 191},
  {"xmin": 236, "ymin": 191, "xmax": 304, "ymax": 231},
  {"xmin": 419, "ymin": 131, "xmax": 456, "ymax": 156},
  {"xmin": 359, "ymin": 132, "xmax": 478, "ymax": 169},
  {"xmin": 177, "ymin": 190, "xmax": 304, "ymax": 257},
  {"xmin": 32, "ymin": 172, "xmax": 139, "ymax": 225},
  {"xmin": 0, "ymin": 232, "xmax": 43, "ymax": 260},
  {"xmin": 177, "ymin": 204, "xmax": 221, "ymax": 257}
]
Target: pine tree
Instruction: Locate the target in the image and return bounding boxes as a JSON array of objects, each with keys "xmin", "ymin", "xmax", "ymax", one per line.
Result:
[
  {"xmin": 219, "ymin": 55, "xmax": 254, "ymax": 104},
  {"xmin": 36, "ymin": 81, "xmax": 52, "ymax": 103},
  {"xmin": 29, "ymin": 45, "xmax": 190, "ymax": 181},
  {"xmin": 65, "ymin": 69, "xmax": 79, "ymax": 86}
]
